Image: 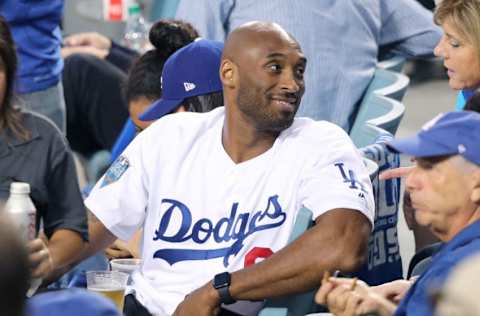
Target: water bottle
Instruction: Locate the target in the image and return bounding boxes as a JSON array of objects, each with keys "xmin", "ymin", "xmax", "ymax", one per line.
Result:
[
  {"xmin": 123, "ymin": 2, "xmax": 149, "ymax": 53},
  {"xmin": 4, "ymin": 182, "xmax": 42, "ymax": 297},
  {"xmin": 5, "ymin": 182, "xmax": 36, "ymax": 242}
]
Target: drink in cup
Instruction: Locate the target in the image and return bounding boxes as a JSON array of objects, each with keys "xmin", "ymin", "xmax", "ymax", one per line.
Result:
[
  {"xmin": 86, "ymin": 271, "xmax": 128, "ymax": 311},
  {"xmin": 110, "ymin": 258, "xmax": 141, "ymax": 285}
]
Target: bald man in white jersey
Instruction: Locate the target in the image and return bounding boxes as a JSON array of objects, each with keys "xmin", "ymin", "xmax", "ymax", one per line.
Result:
[{"xmin": 82, "ymin": 23, "xmax": 374, "ymax": 316}]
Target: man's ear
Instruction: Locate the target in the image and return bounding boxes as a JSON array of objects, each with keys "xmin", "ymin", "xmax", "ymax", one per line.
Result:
[
  {"xmin": 403, "ymin": 192, "xmax": 415, "ymax": 230},
  {"xmin": 471, "ymin": 168, "xmax": 480, "ymax": 204},
  {"xmin": 220, "ymin": 59, "xmax": 236, "ymax": 88}
]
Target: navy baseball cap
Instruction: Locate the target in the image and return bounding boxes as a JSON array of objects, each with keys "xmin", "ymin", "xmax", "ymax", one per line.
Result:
[
  {"xmin": 139, "ymin": 39, "xmax": 224, "ymax": 121},
  {"xmin": 387, "ymin": 111, "xmax": 480, "ymax": 165},
  {"xmin": 28, "ymin": 289, "xmax": 121, "ymax": 316}
]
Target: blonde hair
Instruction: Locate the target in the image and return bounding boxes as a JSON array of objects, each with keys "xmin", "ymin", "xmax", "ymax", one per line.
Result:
[{"xmin": 435, "ymin": 0, "xmax": 480, "ymax": 62}]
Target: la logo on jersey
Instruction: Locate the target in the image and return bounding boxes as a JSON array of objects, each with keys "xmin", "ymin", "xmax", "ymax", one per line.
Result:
[
  {"xmin": 183, "ymin": 82, "xmax": 196, "ymax": 91},
  {"xmin": 334, "ymin": 162, "xmax": 367, "ymax": 194},
  {"xmin": 153, "ymin": 195, "xmax": 286, "ymax": 267}
]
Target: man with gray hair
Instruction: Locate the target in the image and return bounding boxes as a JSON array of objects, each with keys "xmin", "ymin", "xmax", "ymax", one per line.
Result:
[{"xmin": 316, "ymin": 111, "xmax": 480, "ymax": 316}]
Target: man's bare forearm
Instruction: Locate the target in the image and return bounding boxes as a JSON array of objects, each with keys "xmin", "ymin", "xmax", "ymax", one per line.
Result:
[
  {"xmin": 81, "ymin": 211, "xmax": 118, "ymax": 260},
  {"xmin": 44, "ymin": 215, "xmax": 117, "ymax": 283},
  {"xmin": 52, "ymin": 211, "xmax": 116, "ymax": 272},
  {"xmin": 48, "ymin": 229, "xmax": 85, "ymax": 269},
  {"xmin": 42, "ymin": 229, "xmax": 85, "ymax": 284},
  {"xmin": 227, "ymin": 209, "xmax": 371, "ymax": 300}
]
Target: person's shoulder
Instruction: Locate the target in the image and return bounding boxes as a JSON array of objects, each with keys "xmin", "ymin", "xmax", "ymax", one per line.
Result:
[
  {"xmin": 452, "ymin": 236, "xmax": 480, "ymax": 257},
  {"xmin": 433, "ymin": 236, "xmax": 480, "ymax": 272},
  {"xmin": 145, "ymin": 107, "xmax": 224, "ymax": 135},
  {"xmin": 20, "ymin": 110, "xmax": 63, "ymax": 138},
  {"xmin": 137, "ymin": 107, "xmax": 224, "ymax": 148},
  {"xmin": 285, "ymin": 117, "xmax": 351, "ymax": 146}
]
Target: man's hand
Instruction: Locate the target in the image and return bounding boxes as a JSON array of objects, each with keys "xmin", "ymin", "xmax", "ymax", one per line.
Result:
[
  {"xmin": 371, "ymin": 279, "xmax": 413, "ymax": 304},
  {"xmin": 315, "ymin": 277, "xmax": 396, "ymax": 316},
  {"xmin": 62, "ymin": 32, "xmax": 112, "ymax": 59},
  {"xmin": 61, "ymin": 45, "xmax": 109, "ymax": 59},
  {"xmin": 64, "ymin": 32, "xmax": 112, "ymax": 50},
  {"xmin": 379, "ymin": 166, "xmax": 413, "ymax": 180},
  {"xmin": 105, "ymin": 239, "xmax": 133, "ymax": 259},
  {"xmin": 173, "ymin": 283, "xmax": 220, "ymax": 316},
  {"xmin": 28, "ymin": 238, "xmax": 54, "ymax": 279},
  {"xmin": 316, "ymin": 277, "xmax": 369, "ymax": 316}
]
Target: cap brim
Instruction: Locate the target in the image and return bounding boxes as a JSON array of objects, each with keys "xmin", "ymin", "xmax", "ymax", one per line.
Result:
[
  {"xmin": 139, "ymin": 98, "xmax": 182, "ymax": 121},
  {"xmin": 387, "ymin": 135, "xmax": 455, "ymax": 157}
]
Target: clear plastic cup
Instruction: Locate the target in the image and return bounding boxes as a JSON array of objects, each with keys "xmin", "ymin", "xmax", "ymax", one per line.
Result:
[
  {"xmin": 110, "ymin": 258, "xmax": 141, "ymax": 285},
  {"xmin": 86, "ymin": 270, "xmax": 128, "ymax": 311}
]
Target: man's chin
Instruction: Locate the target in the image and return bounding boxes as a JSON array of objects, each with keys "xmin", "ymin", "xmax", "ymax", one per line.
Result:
[
  {"xmin": 414, "ymin": 210, "xmax": 434, "ymax": 227},
  {"xmin": 268, "ymin": 116, "xmax": 295, "ymax": 132}
]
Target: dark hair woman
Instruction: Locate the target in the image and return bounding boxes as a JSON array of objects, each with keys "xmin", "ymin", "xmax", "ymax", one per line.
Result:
[
  {"xmin": 0, "ymin": 15, "xmax": 87, "ymax": 288},
  {"xmin": 111, "ymin": 19, "xmax": 223, "ymax": 159}
]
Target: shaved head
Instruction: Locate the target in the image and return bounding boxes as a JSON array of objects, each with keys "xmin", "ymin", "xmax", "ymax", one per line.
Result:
[
  {"xmin": 223, "ymin": 21, "xmax": 300, "ymax": 62},
  {"xmin": 220, "ymin": 21, "xmax": 306, "ymax": 134}
]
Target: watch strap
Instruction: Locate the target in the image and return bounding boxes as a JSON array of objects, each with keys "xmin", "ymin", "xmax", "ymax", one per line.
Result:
[
  {"xmin": 213, "ymin": 272, "xmax": 236, "ymax": 305},
  {"xmin": 217, "ymin": 284, "xmax": 236, "ymax": 305}
]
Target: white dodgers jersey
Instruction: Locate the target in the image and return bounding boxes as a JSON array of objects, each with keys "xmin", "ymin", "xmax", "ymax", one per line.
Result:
[{"xmin": 85, "ymin": 107, "xmax": 374, "ymax": 315}]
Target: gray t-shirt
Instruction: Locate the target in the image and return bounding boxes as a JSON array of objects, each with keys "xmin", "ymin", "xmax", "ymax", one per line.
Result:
[{"xmin": 0, "ymin": 111, "xmax": 88, "ymax": 240}]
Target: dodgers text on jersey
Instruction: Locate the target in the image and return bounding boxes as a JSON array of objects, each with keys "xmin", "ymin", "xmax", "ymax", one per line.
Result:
[{"xmin": 153, "ymin": 195, "xmax": 286, "ymax": 267}]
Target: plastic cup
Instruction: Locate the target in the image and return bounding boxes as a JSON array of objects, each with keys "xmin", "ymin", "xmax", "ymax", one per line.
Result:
[
  {"xmin": 86, "ymin": 270, "xmax": 128, "ymax": 311},
  {"xmin": 110, "ymin": 258, "xmax": 141, "ymax": 285}
]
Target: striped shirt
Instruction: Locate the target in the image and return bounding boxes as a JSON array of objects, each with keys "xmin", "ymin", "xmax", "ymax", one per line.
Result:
[{"xmin": 176, "ymin": 0, "xmax": 441, "ymax": 130}]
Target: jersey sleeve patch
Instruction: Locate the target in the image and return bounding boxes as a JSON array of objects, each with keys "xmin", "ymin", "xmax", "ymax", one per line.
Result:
[
  {"xmin": 100, "ymin": 155, "xmax": 130, "ymax": 188},
  {"xmin": 334, "ymin": 162, "xmax": 368, "ymax": 193}
]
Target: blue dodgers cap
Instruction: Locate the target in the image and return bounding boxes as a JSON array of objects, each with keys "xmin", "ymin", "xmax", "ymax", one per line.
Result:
[
  {"xmin": 140, "ymin": 39, "xmax": 224, "ymax": 121},
  {"xmin": 387, "ymin": 111, "xmax": 480, "ymax": 165}
]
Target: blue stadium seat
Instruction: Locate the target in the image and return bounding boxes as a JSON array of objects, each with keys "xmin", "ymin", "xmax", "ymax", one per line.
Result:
[
  {"xmin": 150, "ymin": 0, "xmax": 180, "ymax": 20},
  {"xmin": 377, "ymin": 55, "xmax": 407, "ymax": 73},
  {"xmin": 350, "ymin": 94, "xmax": 405, "ymax": 148},
  {"xmin": 258, "ymin": 207, "xmax": 315, "ymax": 316},
  {"xmin": 363, "ymin": 68, "xmax": 409, "ymax": 102},
  {"xmin": 349, "ymin": 68, "xmax": 408, "ymax": 148}
]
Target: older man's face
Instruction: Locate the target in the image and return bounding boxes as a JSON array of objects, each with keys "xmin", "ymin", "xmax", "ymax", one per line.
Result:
[{"xmin": 406, "ymin": 156, "xmax": 476, "ymax": 241}]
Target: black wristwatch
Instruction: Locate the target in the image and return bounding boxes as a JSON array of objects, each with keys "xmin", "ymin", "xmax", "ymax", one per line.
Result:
[{"xmin": 213, "ymin": 272, "xmax": 236, "ymax": 305}]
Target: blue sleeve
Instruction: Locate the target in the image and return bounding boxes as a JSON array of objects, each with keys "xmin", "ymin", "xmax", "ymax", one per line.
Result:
[
  {"xmin": 456, "ymin": 89, "xmax": 475, "ymax": 110},
  {"xmin": 455, "ymin": 91, "xmax": 466, "ymax": 111},
  {"xmin": 379, "ymin": 0, "xmax": 442, "ymax": 58},
  {"xmin": 110, "ymin": 119, "xmax": 136, "ymax": 163},
  {"xmin": 175, "ymin": 0, "xmax": 234, "ymax": 40}
]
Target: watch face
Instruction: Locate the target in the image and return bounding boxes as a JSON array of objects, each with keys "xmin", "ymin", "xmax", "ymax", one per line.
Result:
[{"xmin": 214, "ymin": 272, "xmax": 230, "ymax": 289}]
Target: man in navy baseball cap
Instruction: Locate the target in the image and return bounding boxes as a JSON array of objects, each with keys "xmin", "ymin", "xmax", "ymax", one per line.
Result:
[{"xmin": 140, "ymin": 39, "xmax": 224, "ymax": 121}]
